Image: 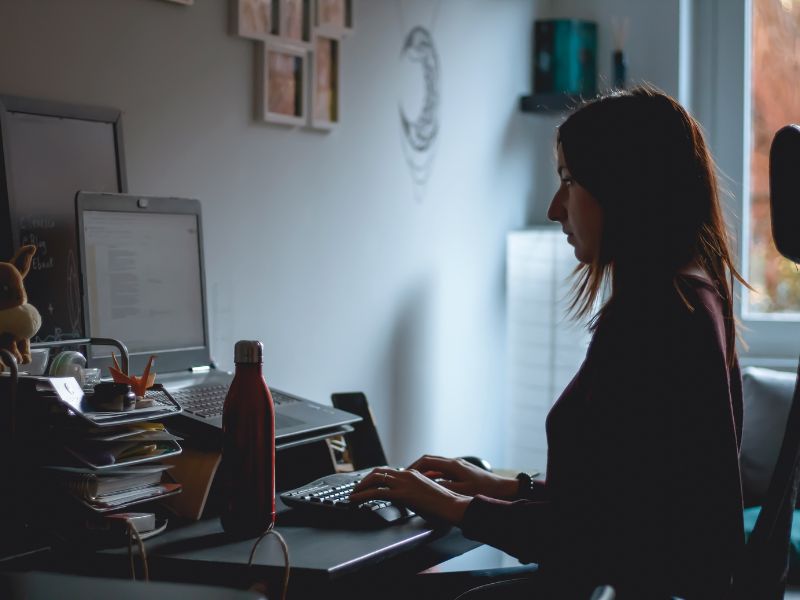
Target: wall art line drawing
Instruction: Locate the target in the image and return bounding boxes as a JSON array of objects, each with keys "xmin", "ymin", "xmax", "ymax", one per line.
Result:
[{"xmin": 399, "ymin": 26, "xmax": 440, "ymax": 199}]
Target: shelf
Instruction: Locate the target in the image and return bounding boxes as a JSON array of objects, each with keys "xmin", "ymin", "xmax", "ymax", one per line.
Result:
[{"xmin": 519, "ymin": 93, "xmax": 583, "ymax": 113}]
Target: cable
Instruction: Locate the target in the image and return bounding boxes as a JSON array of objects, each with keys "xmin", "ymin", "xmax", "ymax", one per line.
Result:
[
  {"xmin": 126, "ymin": 520, "xmax": 149, "ymax": 582},
  {"xmin": 127, "ymin": 527, "xmax": 134, "ymax": 580},
  {"xmin": 248, "ymin": 525, "xmax": 290, "ymax": 600}
]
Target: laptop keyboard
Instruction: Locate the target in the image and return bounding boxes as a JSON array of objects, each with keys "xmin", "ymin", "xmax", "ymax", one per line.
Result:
[{"xmin": 172, "ymin": 385, "xmax": 299, "ymax": 418}]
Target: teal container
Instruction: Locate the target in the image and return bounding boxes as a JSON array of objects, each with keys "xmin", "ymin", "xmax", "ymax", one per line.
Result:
[{"xmin": 534, "ymin": 19, "xmax": 597, "ymax": 96}]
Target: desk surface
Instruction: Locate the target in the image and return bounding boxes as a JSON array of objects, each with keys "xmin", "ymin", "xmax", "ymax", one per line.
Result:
[
  {"xmin": 2, "ymin": 571, "xmax": 266, "ymax": 600},
  {"xmin": 96, "ymin": 501, "xmax": 480, "ymax": 583}
]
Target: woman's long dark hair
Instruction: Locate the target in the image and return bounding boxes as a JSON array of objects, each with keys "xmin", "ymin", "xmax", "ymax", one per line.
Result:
[{"xmin": 558, "ymin": 85, "xmax": 748, "ymax": 365}]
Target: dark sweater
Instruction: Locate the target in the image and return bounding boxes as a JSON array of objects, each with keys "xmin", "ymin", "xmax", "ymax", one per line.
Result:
[{"xmin": 461, "ymin": 275, "xmax": 745, "ymax": 599}]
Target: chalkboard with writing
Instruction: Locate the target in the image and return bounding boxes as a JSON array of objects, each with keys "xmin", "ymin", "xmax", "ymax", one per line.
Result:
[{"xmin": 0, "ymin": 95, "xmax": 127, "ymax": 342}]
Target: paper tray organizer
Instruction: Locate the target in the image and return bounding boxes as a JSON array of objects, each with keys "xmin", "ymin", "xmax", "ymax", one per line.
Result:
[
  {"xmin": 1, "ymin": 338, "xmax": 184, "ymax": 514},
  {"xmin": 44, "ymin": 381, "xmax": 183, "ymax": 428}
]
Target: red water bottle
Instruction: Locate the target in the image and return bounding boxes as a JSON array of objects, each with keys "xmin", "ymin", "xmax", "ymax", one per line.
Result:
[{"xmin": 220, "ymin": 340, "xmax": 276, "ymax": 536}]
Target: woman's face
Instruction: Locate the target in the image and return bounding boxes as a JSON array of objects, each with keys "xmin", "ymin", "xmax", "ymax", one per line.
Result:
[{"xmin": 547, "ymin": 144, "xmax": 604, "ymax": 264}]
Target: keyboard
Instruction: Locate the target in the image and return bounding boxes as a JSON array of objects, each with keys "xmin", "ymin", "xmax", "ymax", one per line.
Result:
[
  {"xmin": 280, "ymin": 468, "xmax": 414, "ymax": 528},
  {"xmin": 172, "ymin": 385, "xmax": 299, "ymax": 419}
]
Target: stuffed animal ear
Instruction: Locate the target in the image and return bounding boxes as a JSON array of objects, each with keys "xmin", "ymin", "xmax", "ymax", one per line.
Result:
[{"xmin": 10, "ymin": 245, "xmax": 36, "ymax": 279}]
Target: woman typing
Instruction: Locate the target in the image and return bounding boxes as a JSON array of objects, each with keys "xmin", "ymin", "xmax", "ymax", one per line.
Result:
[{"xmin": 351, "ymin": 86, "xmax": 747, "ymax": 600}]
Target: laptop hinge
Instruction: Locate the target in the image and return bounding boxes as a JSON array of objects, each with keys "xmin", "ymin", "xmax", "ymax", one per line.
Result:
[{"xmin": 190, "ymin": 365, "xmax": 212, "ymax": 373}]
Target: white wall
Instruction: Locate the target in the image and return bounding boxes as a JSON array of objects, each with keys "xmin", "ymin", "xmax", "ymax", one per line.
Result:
[{"xmin": 0, "ymin": 0, "xmax": 543, "ymax": 466}]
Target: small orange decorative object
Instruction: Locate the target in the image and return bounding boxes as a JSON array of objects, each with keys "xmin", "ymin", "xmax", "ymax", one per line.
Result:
[{"xmin": 108, "ymin": 353, "xmax": 156, "ymax": 398}]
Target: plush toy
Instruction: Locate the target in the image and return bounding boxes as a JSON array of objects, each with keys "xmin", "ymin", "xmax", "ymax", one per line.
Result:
[{"xmin": 0, "ymin": 245, "xmax": 42, "ymax": 372}]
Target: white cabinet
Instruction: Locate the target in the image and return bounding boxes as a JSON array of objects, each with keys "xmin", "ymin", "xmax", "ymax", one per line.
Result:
[{"xmin": 506, "ymin": 228, "xmax": 590, "ymax": 473}]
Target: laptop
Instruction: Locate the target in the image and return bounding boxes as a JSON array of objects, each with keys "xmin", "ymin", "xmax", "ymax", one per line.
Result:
[{"xmin": 75, "ymin": 191, "xmax": 360, "ymax": 445}]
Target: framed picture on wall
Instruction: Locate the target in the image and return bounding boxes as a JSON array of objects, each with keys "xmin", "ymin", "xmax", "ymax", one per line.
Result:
[
  {"xmin": 259, "ymin": 41, "xmax": 307, "ymax": 126},
  {"xmin": 235, "ymin": 0, "xmax": 278, "ymax": 39},
  {"xmin": 279, "ymin": 0, "xmax": 312, "ymax": 44},
  {"xmin": 310, "ymin": 35, "xmax": 339, "ymax": 129},
  {"xmin": 314, "ymin": 0, "xmax": 353, "ymax": 37}
]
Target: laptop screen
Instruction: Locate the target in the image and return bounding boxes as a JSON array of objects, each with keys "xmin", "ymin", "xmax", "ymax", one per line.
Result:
[{"xmin": 81, "ymin": 205, "xmax": 206, "ymax": 361}]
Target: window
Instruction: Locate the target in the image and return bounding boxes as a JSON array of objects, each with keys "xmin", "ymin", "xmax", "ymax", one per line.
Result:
[
  {"xmin": 745, "ymin": 0, "xmax": 800, "ymax": 318},
  {"xmin": 692, "ymin": 0, "xmax": 800, "ymax": 359}
]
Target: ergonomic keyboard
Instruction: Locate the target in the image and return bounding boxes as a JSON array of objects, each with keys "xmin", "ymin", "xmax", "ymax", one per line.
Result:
[
  {"xmin": 280, "ymin": 467, "xmax": 414, "ymax": 528},
  {"xmin": 171, "ymin": 385, "xmax": 299, "ymax": 419}
]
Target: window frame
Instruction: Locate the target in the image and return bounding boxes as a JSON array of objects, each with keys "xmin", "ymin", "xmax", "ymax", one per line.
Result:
[{"xmin": 691, "ymin": 0, "xmax": 800, "ymax": 362}]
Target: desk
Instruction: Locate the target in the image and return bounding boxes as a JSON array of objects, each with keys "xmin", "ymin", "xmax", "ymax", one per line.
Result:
[
  {"xmin": 2, "ymin": 392, "xmax": 486, "ymax": 597},
  {"xmin": 39, "ymin": 500, "xmax": 481, "ymax": 599},
  {"xmin": 1, "ymin": 571, "xmax": 266, "ymax": 600}
]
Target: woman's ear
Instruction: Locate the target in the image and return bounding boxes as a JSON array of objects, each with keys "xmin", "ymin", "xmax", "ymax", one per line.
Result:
[{"xmin": 10, "ymin": 245, "xmax": 36, "ymax": 279}]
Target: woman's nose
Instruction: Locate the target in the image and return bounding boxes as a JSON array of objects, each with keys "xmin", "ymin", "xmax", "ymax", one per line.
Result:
[{"xmin": 547, "ymin": 192, "xmax": 564, "ymax": 223}]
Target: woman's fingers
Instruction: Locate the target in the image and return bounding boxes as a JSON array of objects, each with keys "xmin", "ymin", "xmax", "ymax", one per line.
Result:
[
  {"xmin": 353, "ymin": 468, "xmax": 395, "ymax": 491},
  {"xmin": 408, "ymin": 455, "xmax": 447, "ymax": 470},
  {"xmin": 350, "ymin": 468, "xmax": 425, "ymax": 503},
  {"xmin": 422, "ymin": 470, "xmax": 445, "ymax": 480},
  {"xmin": 349, "ymin": 468, "xmax": 473, "ymax": 524},
  {"xmin": 408, "ymin": 455, "xmax": 464, "ymax": 476},
  {"xmin": 435, "ymin": 479, "xmax": 465, "ymax": 493},
  {"xmin": 349, "ymin": 485, "xmax": 396, "ymax": 503}
]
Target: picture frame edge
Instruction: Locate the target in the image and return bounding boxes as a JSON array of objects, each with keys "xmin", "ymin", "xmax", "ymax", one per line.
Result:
[
  {"xmin": 235, "ymin": 0, "xmax": 281, "ymax": 41},
  {"xmin": 308, "ymin": 34, "xmax": 339, "ymax": 131},
  {"xmin": 261, "ymin": 40, "xmax": 309, "ymax": 127},
  {"xmin": 312, "ymin": 0, "xmax": 354, "ymax": 37},
  {"xmin": 278, "ymin": 0, "xmax": 314, "ymax": 45}
]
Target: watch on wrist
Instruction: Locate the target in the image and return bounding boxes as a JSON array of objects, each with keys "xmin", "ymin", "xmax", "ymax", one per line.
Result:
[{"xmin": 515, "ymin": 472, "xmax": 536, "ymax": 499}]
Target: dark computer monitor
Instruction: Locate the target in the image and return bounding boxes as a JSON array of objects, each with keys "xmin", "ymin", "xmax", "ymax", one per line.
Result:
[{"xmin": 0, "ymin": 94, "xmax": 127, "ymax": 343}]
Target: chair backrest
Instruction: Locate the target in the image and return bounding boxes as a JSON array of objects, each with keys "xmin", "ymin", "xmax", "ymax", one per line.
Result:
[
  {"xmin": 331, "ymin": 392, "xmax": 388, "ymax": 469},
  {"xmin": 731, "ymin": 123, "xmax": 800, "ymax": 599}
]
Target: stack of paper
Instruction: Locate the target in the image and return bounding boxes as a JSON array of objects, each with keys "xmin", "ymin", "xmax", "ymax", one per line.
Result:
[
  {"xmin": 45, "ymin": 421, "xmax": 183, "ymax": 512},
  {"xmin": 62, "ymin": 422, "xmax": 182, "ymax": 468},
  {"xmin": 44, "ymin": 463, "xmax": 180, "ymax": 511}
]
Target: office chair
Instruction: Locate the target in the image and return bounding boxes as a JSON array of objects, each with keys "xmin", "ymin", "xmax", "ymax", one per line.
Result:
[
  {"xmin": 331, "ymin": 392, "xmax": 388, "ymax": 470},
  {"xmin": 729, "ymin": 124, "xmax": 800, "ymax": 600}
]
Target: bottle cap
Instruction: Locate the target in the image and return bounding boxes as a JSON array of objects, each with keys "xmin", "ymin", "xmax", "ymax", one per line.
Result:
[{"xmin": 234, "ymin": 340, "xmax": 263, "ymax": 364}]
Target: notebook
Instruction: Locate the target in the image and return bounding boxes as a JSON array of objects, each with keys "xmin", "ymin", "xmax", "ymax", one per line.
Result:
[{"xmin": 75, "ymin": 192, "xmax": 360, "ymax": 443}]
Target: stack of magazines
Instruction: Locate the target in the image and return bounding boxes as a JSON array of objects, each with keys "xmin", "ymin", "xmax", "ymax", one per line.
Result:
[{"xmin": 36, "ymin": 378, "xmax": 184, "ymax": 513}]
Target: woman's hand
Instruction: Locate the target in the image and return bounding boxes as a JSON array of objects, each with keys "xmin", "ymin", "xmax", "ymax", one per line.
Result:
[
  {"xmin": 349, "ymin": 467, "xmax": 472, "ymax": 525},
  {"xmin": 408, "ymin": 455, "xmax": 520, "ymax": 500}
]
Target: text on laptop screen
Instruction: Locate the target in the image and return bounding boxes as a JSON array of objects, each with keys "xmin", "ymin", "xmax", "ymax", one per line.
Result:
[{"xmin": 82, "ymin": 210, "xmax": 205, "ymax": 357}]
